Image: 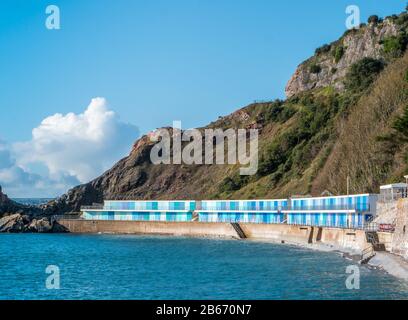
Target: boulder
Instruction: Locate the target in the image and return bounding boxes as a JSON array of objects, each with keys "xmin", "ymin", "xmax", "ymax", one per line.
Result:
[
  {"xmin": 27, "ymin": 218, "xmax": 53, "ymax": 233},
  {"xmin": 0, "ymin": 214, "xmax": 29, "ymax": 233}
]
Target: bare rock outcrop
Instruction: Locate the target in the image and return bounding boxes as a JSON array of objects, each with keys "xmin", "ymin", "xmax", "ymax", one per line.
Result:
[
  {"xmin": 285, "ymin": 19, "xmax": 399, "ymax": 97},
  {"xmin": 0, "ymin": 214, "xmax": 29, "ymax": 232},
  {"xmin": 0, "ymin": 212, "xmax": 68, "ymax": 233}
]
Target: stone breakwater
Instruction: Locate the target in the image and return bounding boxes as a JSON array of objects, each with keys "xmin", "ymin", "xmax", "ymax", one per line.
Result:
[{"xmin": 57, "ymin": 219, "xmax": 370, "ymax": 254}]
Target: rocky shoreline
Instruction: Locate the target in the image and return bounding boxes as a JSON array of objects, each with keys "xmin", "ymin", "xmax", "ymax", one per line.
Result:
[
  {"xmin": 0, "ymin": 186, "xmax": 67, "ymax": 233},
  {"xmin": 0, "ymin": 213, "xmax": 67, "ymax": 233}
]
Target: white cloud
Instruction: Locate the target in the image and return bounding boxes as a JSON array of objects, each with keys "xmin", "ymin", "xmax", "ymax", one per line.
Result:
[
  {"xmin": 0, "ymin": 98, "xmax": 139, "ymax": 198},
  {"xmin": 0, "ymin": 138, "xmax": 52, "ymax": 197}
]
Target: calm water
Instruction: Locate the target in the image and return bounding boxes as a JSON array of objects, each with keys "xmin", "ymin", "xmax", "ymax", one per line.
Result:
[
  {"xmin": 11, "ymin": 198, "xmax": 54, "ymax": 206},
  {"xmin": 0, "ymin": 234, "xmax": 408, "ymax": 300}
]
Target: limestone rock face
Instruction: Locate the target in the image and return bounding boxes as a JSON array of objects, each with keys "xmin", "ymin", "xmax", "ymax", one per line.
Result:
[{"xmin": 285, "ymin": 20, "xmax": 398, "ymax": 97}]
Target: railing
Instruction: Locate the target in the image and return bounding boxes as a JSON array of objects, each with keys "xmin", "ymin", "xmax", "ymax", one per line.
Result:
[
  {"xmin": 363, "ymin": 222, "xmax": 395, "ymax": 233},
  {"xmin": 360, "ymin": 245, "xmax": 375, "ymax": 264},
  {"xmin": 197, "ymin": 218, "xmax": 369, "ymax": 230},
  {"xmin": 81, "ymin": 201, "xmax": 370, "ymax": 212},
  {"xmin": 378, "ymin": 190, "xmax": 408, "ymax": 202},
  {"xmin": 285, "ymin": 221, "xmax": 367, "ymax": 230},
  {"xmin": 52, "ymin": 214, "xmax": 83, "ymax": 221},
  {"xmin": 286, "ymin": 205, "xmax": 369, "ymax": 211},
  {"xmin": 363, "ymin": 222, "xmax": 379, "ymax": 232},
  {"xmin": 195, "ymin": 217, "xmax": 396, "ymax": 231},
  {"xmin": 200, "ymin": 204, "xmax": 369, "ymax": 212},
  {"xmin": 81, "ymin": 205, "xmax": 104, "ymax": 210}
]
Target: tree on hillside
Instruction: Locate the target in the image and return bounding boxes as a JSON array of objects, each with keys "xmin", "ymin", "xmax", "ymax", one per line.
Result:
[
  {"xmin": 345, "ymin": 58, "xmax": 385, "ymax": 92},
  {"xmin": 368, "ymin": 15, "xmax": 379, "ymax": 24}
]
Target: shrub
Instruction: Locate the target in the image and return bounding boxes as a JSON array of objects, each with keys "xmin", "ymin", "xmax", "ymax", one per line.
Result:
[
  {"xmin": 315, "ymin": 44, "xmax": 331, "ymax": 55},
  {"xmin": 333, "ymin": 46, "xmax": 344, "ymax": 63},
  {"xmin": 382, "ymin": 33, "xmax": 408, "ymax": 57},
  {"xmin": 278, "ymin": 106, "xmax": 296, "ymax": 122},
  {"xmin": 345, "ymin": 58, "xmax": 385, "ymax": 91},
  {"xmin": 368, "ymin": 15, "xmax": 379, "ymax": 24},
  {"xmin": 264, "ymin": 100, "xmax": 284, "ymax": 122},
  {"xmin": 397, "ymin": 13, "xmax": 408, "ymax": 26},
  {"xmin": 310, "ymin": 64, "xmax": 322, "ymax": 74},
  {"xmin": 219, "ymin": 174, "xmax": 249, "ymax": 193}
]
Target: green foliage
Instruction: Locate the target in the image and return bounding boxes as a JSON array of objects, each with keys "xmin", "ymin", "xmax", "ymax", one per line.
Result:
[
  {"xmin": 219, "ymin": 174, "xmax": 249, "ymax": 193},
  {"xmin": 264, "ymin": 100, "xmax": 296, "ymax": 124},
  {"xmin": 333, "ymin": 46, "xmax": 344, "ymax": 63},
  {"xmin": 382, "ymin": 33, "xmax": 408, "ymax": 58},
  {"xmin": 278, "ymin": 106, "xmax": 297, "ymax": 122},
  {"xmin": 396, "ymin": 12, "xmax": 408, "ymax": 26},
  {"xmin": 345, "ymin": 58, "xmax": 385, "ymax": 92},
  {"xmin": 368, "ymin": 15, "xmax": 379, "ymax": 24},
  {"xmin": 264, "ymin": 100, "xmax": 283, "ymax": 122},
  {"xmin": 315, "ymin": 44, "xmax": 331, "ymax": 55},
  {"xmin": 257, "ymin": 94, "xmax": 340, "ymax": 179},
  {"xmin": 310, "ymin": 64, "xmax": 322, "ymax": 74}
]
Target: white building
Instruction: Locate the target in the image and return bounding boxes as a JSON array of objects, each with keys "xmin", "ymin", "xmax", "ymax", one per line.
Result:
[{"xmin": 379, "ymin": 183, "xmax": 408, "ymax": 202}]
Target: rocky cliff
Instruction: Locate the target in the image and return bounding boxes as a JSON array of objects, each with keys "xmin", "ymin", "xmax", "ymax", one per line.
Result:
[{"xmin": 285, "ymin": 17, "xmax": 402, "ymax": 97}]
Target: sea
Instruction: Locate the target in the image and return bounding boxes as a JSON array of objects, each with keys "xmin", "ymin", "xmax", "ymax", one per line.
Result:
[{"xmin": 0, "ymin": 199, "xmax": 407, "ymax": 300}]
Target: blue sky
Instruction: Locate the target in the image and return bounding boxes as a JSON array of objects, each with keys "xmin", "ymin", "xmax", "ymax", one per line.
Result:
[{"xmin": 0, "ymin": 0, "xmax": 405, "ymax": 197}]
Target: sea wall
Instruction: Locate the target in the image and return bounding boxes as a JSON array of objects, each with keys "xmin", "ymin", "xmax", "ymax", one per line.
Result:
[
  {"xmin": 378, "ymin": 232, "xmax": 394, "ymax": 252},
  {"xmin": 58, "ymin": 220, "xmax": 239, "ymax": 238},
  {"xmin": 318, "ymin": 227, "xmax": 369, "ymax": 252},
  {"xmin": 58, "ymin": 219, "xmax": 370, "ymax": 252},
  {"xmin": 239, "ymin": 223, "xmax": 312, "ymax": 244}
]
